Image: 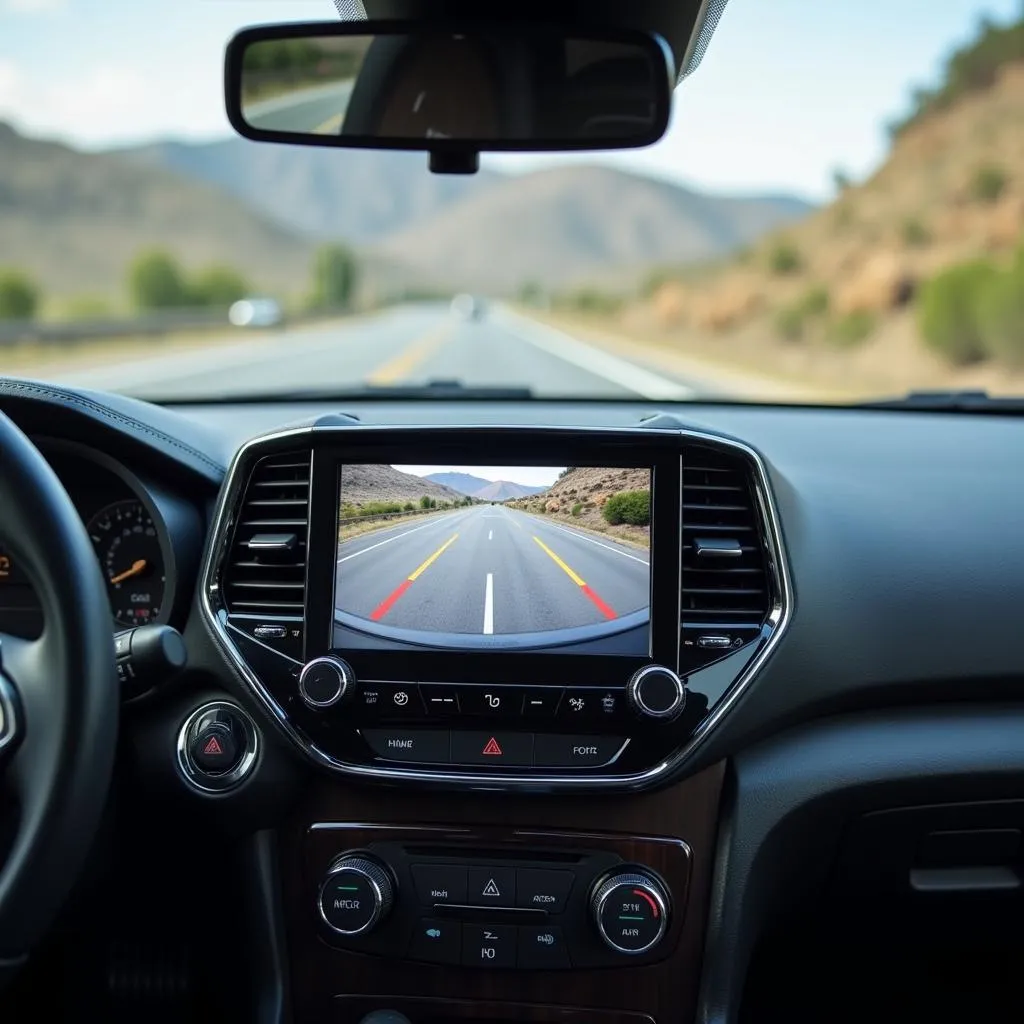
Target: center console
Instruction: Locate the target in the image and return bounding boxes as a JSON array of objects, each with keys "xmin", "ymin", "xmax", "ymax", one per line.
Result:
[{"xmin": 200, "ymin": 421, "xmax": 788, "ymax": 1022}]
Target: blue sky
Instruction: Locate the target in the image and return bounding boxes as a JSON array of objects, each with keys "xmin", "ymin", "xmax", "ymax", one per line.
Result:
[{"xmin": 1, "ymin": 0, "xmax": 1021, "ymax": 200}]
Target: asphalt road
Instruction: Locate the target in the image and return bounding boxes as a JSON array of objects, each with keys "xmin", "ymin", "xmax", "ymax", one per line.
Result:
[
  {"xmin": 334, "ymin": 504, "xmax": 650, "ymax": 637},
  {"xmin": 49, "ymin": 303, "xmax": 701, "ymax": 400},
  {"xmin": 243, "ymin": 80, "xmax": 355, "ymax": 133}
]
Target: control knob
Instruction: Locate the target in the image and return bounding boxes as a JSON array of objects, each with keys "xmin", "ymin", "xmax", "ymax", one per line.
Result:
[
  {"xmin": 299, "ymin": 655, "xmax": 355, "ymax": 710},
  {"xmin": 626, "ymin": 665, "xmax": 686, "ymax": 722},
  {"xmin": 318, "ymin": 854, "xmax": 395, "ymax": 936},
  {"xmin": 591, "ymin": 869, "xmax": 670, "ymax": 955}
]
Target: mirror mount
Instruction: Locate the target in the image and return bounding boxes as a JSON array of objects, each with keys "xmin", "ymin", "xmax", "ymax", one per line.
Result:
[{"xmin": 429, "ymin": 150, "xmax": 480, "ymax": 175}]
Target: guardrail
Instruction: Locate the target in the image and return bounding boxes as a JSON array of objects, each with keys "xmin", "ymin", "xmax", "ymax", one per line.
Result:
[
  {"xmin": 338, "ymin": 506, "xmax": 467, "ymax": 527},
  {"xmin": 0, "ymin": 309, "xmax": 241, "ymax": 347}
]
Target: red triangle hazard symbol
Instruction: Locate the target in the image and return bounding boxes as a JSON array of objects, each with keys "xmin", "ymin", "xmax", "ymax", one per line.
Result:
[
  {"xmin": 202, "ymin": 735, "xmax": 224, "ymax": 756},
  {"xmin": 481, "ymin": 737, "xmax": 502, "ymax": 756}
]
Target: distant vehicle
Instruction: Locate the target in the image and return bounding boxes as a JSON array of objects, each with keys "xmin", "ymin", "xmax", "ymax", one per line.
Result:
[
  {"xmin": 229, "ymin": 297, "xmax": 283, "ymax": 328},
  {"xmin": 450, "ymin": 294, "xmax": 486, "ymax": 321}
]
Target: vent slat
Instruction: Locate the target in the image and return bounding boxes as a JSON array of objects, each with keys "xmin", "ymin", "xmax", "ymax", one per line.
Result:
[
  {"xmin": 682, "ymin": 447, "xmax": 770, "ymax": 634},
  {"xmin": 224, "ymin": 450, "xmax": 311, "ymax": 617}
]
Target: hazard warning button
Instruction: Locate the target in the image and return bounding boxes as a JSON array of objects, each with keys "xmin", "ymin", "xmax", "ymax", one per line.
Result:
[
  {"xmin": 450, "ymin": 731, "xmax": 534, "ymax": 767},
  {"xmin": 190, "ymin": 721, "xmax": 241, "ymax": 774}
]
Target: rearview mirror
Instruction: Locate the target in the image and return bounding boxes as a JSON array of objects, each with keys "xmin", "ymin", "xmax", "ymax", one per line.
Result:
[{"xmin": 225, "ymin": 20, "xmax": 674, "ymax": 170}]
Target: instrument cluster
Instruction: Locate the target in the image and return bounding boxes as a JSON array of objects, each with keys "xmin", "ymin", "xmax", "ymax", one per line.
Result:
[{"xmin": 0, "ymin": 440, "xmax": 193, "ymax": 638}]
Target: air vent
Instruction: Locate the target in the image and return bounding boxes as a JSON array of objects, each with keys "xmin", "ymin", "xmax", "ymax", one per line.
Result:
[
  {"xmin": 223, "ymin": 450, "xmax": 311, "ymax": 616},
  {"xmin": 682, "ymin": 445, "xmax": 772, "ymax": 662}
]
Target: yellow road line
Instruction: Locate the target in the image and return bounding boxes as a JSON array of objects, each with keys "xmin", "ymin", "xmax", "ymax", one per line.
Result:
[
  {"xmin": 313, "ymin": 113, "xmax": 344, "ymax": 133},
  {"xmin": 367, "ymin": 322, "xmax": 455, "ymax": 385},
  {"xmin": 532, "ymin": 536, "xmax": 586, "ymax": 587},
  {"xmin": 408, "ymin": 533, "xmax": 458, "ymax": 581}
]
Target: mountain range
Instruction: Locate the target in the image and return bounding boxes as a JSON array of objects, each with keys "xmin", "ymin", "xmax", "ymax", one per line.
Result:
[
  {"xmin": 0, "ymin": 121, "xmax": 813, "ymax": 301},
  {"xmin": 423, "ymin": 472, "xmax": 546, "ymax": 501}
]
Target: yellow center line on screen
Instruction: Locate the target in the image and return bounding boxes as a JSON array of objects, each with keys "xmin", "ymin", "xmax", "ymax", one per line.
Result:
[
  {"xmin": 408, "ymin": 533, "xmax": 459, "ymax": 581},
  {"xmin": 532, "ymin": 536, "xmax": 586, "ymax": 586},
  {"xmin": 531, "ymin": 535, "xmax": 617, "ymax": 620},
  {"xmin": 369, "ymin": 533, "xmax": 459, "ymax": 621}
]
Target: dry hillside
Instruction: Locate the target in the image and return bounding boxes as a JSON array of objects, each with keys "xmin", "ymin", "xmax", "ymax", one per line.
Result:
[
  {"xmin": 506, "ymin": 467, "xmax": 650, "ymax": 547},
  {"xmin": 0, "ymin": 123, "xmax": 314, "ymax": 303},
  {"xmin": 610, "ymin": 55, "xmax": 1024, "ymax": 397},
  {"xmin": 339, "ymin": 464, "xmax": 463, "ymax": 507}
]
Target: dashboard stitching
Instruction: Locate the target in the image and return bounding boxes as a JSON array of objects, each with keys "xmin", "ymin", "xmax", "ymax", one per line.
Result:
[{"xmin": 0, "ymin": 380, "xmax": 226, "ymax": 476}]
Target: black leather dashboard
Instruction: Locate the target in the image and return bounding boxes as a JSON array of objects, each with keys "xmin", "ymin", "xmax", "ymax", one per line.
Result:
[{"xmin": 2, "ymin": 379, "xmax": 1022, "ymax": 1024}]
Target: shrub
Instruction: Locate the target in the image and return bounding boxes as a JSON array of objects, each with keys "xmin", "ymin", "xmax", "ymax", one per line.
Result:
[
  {"xmin": 774, "ymin": 305, "xmax": 806, "ymax": 342},
  {"xmin": 827, "ymin": 311, "xmax": 876, "ymax": 348},
  {"xmin": 799, "ymin": 285, "xmax": 830, "ymax": 317},
  {"xmin": 976, "ymin": 252, "xmax": 1024, "ymax": 368},
  {"xmin": 970, "ymin": 164, "xmax": 1007, "ymax": 204},
  {"xmin": 312, "ymin": 243, "xmax": 358, "ymax": 310},
  {"xmin": 190, "ymin": 264, "xmax": 249, "ymax": 307},
  {"xmin": 0, "ymin": 270, "xmax": 40, "ymax": 320},
  {"xmin": 902, "ymin": 217, "xmax": 931, "ymax": 248},
  {"xmin": 768, "ymin": 241, "xmax": 803, "ymax": 276},
  {"xmin": 571, "ymin": 502, "xmax": 583, "ymax": 518},
  {"xmin": 128, "ymin": 250, "xmax": 189, "ymax": 310},
  {"xmin": 403, "ymin": 501, "xmax": 415, "ymax": 511},
  {"xmin": 602, "ymin": 490, "xmax": 651, "ymax": 526},
  {"xmin": 917, "ymin": 259, "xmax": 997, "ymax": 365}
]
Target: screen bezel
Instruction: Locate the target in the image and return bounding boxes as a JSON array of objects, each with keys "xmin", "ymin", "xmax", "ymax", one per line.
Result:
[{"xmin": 302, "ymin": 429, "xmax": 681, "ymax": 682}]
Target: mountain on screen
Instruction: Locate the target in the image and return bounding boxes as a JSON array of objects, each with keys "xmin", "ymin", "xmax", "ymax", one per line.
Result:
[
  {"xmin": 423, "ymin": 472, "xmax": 494, "ymax": 495},
  {"xmin": 423, "ymin": 472, "xmax": 546, "ymax": 500}
]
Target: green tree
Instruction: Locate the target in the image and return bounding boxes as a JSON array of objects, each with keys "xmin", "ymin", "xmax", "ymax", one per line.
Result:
[
  {"xmin": 129, "ymin": 250, "xmax": 189, "ymax": 310},
  {"xmin": 0, "ymin": 270, "xmax": 40, "ymax": 320},
  {"xmin": 977, "ymin": 248, "xmax": 1024, "ymax": 368},
  {"xmin": 917, "ymin": 259, "xmax": 997, "ymax": 365},
  {"xmin": 190, "ymin": 265, "xmax": 250, "ymax": 308},
  {"xmin": 312, "ymin": 244, "xmax": 358, "ymax": 310}
]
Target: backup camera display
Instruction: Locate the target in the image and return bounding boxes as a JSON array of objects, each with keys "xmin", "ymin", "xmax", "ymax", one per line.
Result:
[{"xmin": 333, "ymin": 464, "xmax": 651, "ymax": 649}]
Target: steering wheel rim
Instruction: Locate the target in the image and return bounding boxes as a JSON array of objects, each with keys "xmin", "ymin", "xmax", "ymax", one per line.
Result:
[{"xmin": 0, "ymin": 409, "xmax": 118, "ymax": 983}]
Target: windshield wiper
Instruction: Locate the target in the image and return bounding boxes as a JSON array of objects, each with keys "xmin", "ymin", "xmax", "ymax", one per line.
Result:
[
  {"xmin": 859, "ymin": 389, "xmax": 1024, "ymax": 412},
  {"xmin": 152, "ymin": 380, "xmax": 537, "ymax": 404}
]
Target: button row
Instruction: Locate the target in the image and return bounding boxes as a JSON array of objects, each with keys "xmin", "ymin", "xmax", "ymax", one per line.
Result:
[
  {"xmin": 410, "ymin": 864, "xmax": 573, "ymax": 912},
  {"xmin": 361, "ymin": 729, "xmax": 627, "ymax": 769},
  {"xmin": 357, "ymin": 682, "xmax": 627, "ymax": 726},
  {"xmin": 409, "ymin": 918, "xmax": 570, "ymax": 970}
]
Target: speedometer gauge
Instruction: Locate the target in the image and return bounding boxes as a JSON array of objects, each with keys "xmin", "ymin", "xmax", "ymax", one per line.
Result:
[{"xmin": 86, "ymin": 499, "xmax": 166, "ymax": 627}]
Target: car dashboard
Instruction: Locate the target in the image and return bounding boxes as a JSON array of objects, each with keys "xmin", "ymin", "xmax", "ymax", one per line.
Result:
[{"xmin": 1, "ymin": 377, "xmax": 1023, "ymax": 1024}]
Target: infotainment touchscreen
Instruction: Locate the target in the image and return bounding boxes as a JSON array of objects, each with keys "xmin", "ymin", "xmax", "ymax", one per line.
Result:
[{"xmin": 333, "ymin": 464, "xmax": 651, "ymax": 651}]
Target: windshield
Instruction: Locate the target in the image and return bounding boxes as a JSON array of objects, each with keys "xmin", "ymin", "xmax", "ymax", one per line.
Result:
[{"xmin": 1, "ymin": 1, "xmax": 1023, "ymax": 404}]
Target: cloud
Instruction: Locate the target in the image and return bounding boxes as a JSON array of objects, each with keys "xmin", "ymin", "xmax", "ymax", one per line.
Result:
[
  {"xmin": 0, "ymin": 57, "xmax": 230, "ymax": 148},
  {"xmin": 3, "ymin": 0, "xmax": 66, "ymax": 12}
]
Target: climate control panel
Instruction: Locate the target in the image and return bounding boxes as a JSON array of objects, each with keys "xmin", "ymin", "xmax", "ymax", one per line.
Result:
[{"xmin": 309, "ymin": 837, "xmax": 684, "ymax": 972}]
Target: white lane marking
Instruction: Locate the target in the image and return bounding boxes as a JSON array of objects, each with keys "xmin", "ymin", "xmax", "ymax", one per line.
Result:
[
  {"xmin": 337, "ymin": 512, "xmax": 464, "ymax": 564},
  {"xmin": 483, "ymin": 573, "xmax": 494, "ymax": 635},
  {"xmin": 488, "ymin": 529, "xmax": 493, "ymax": 540},
  {"xmin": 530, "ymin": 516, "xmax": 650, "ymax": 565},
  {"xmin": 495, "ymin": 309, "xmax": 694, "ymax": 400}
]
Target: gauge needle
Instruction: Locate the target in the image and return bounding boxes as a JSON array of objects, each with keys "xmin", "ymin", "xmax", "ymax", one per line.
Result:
[{"xmin": 109, "ymin": 559, "xmax": 147, "ymax": 585}]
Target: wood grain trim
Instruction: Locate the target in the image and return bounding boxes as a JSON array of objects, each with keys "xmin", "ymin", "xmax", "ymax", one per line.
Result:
[{"xmin": 282, "ymin": 762, "xmax": 724, "ymax": 1024}]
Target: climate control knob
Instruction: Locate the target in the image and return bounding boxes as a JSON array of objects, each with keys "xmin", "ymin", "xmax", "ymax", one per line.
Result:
[
  {"xmin": 299, "ymin": 655, "xmax": 354, "ymax": 710},
  {"xmin": 591, "ymin": 870, "xmax": 670, "ymax": 955},
  {"xmin": 626, "ymin": 665, "xmax": 686, "ymax": 722},
  {"xmin": 318, "ymin": 854, "xmax": 395, "ymax": 936}
]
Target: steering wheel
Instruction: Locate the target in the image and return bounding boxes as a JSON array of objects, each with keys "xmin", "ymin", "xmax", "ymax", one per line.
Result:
[{"xmin": 0, "ymin": 410, "xmax": 118, "ymax": 986}]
